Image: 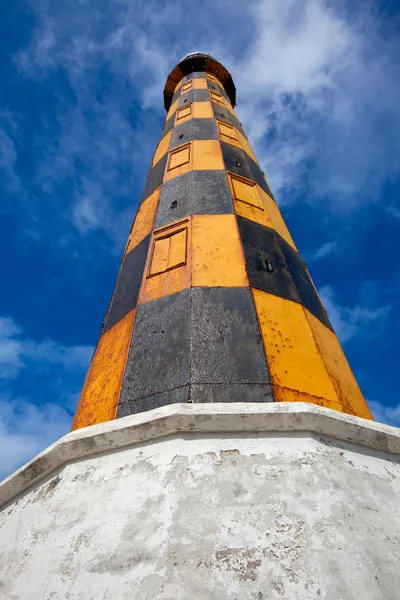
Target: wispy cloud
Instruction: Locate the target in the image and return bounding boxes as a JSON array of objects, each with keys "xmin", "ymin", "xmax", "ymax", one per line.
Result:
[
  {"xmin": 0, "ymin": 126, "xmax": 24, "ymax": 197},
  {"xmin": 313, "ymin": 241, "xmax": 338, "ymax": 261},
  {"xmin": 319, "ymin": 284, "xmax": 391, "ymax": 343},
  {"xmin": 369, "ymin": 400, "xmax": 400, "ymax": 429},
  {"xmin": 0, "ymin": 318, "xmax": 24, "ymax": 379},
  {"xmin": 0, "ymin": 396, "xmax": 72, "ymax": 479},
  {"xmin": 0, "ymin": 315, "xmax": 93, "ymax": 380},
  {"xmin": 0, "ymin": 314, "xmax": 93, "ymax": 479},
  {"xmin": 14, "ymin": 0, "xmax": 400, "ymax": 247},
  {"xmin": 233, "ymin": 0, "xmax": 400, "ymax": 209}
]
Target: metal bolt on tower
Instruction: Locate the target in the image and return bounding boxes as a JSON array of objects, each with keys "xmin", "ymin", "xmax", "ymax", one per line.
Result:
[{"xmin": 72, "ymin": 52, "xmax": 373, "ymax": 429}]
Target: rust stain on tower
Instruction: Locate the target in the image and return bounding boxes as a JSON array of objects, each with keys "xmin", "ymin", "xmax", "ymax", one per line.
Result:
[{"xmin": 72, "ymin": 52, "xmax": 373, "ymax": 430}]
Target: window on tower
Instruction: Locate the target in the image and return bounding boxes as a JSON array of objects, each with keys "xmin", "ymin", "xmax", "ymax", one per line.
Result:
[{"xmin": 148, "ymin": 222, "xmax": 188, "ymax": 277}]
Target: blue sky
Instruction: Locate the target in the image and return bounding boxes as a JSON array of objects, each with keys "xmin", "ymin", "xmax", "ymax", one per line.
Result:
[{"xmin": 1, "ymin": 0, "xmax": 400, "ymax": 478}]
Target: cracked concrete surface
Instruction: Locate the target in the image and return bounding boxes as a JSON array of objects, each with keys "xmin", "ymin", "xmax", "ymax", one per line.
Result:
[{"xmin": 1, "ymin": 404, "xmax": 400, "ymax": 599}]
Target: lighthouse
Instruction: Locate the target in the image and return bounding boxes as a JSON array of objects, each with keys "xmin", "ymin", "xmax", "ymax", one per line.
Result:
[{"xmin": 1, "ymin": 53, "xmax": 399, "ymax": 600}]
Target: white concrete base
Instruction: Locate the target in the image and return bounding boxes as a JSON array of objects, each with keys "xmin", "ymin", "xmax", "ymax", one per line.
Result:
[{"xmin": 1, "ymin": 403, "xmax": 400, "ymax": 599}]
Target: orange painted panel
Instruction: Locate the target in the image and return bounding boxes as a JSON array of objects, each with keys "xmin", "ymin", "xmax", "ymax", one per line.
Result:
[
  {"xmin": 150, "ymin": 236, "xmax": 170, "ymax": 276},
  {"xmin": 71, "ymin": 310, "xmax": 135, "ymax": 430},
  {"xmin": 222, "ymin": 99, "xmax": 238, "ymax": 118},
  {"xmin": 206, "ymin": 73, "xmax": 218, "ymax": 82},
  {"xmin": 164, "ymin": 140, "xmax": 224, "ymax": 182},
  {"xmin": 149, "ymin": 228, "xmax": 187, "ymax": 276},
  {"xmin": 258, "ymin": 188, "xmax": 297, "ymax": 250},
  {"xmin": 176, "ymin": 104, "xmax": 192, "ymax": 122},
  {"xmin": 168, "ymin": 228, "xmax": 187, "ymax": 268},
  {"xmin": 152, "ymin": 130, "xmax": 172, "ymax": 167},
  {"xmin": 192, "ymin": 140, "xmax": 224, "ymax": 171},
  {"xmin": 164, "ymin": 143, "xmax": 192, "ymax": 181},
  {"xmin": 193, "ymin": 78, "xmax": 208, "ymax": 89},
  {"xmin": 237, "ymin": 130, "xmax": 258, "ymax": 164},
  {"xmin": 216, "ymin": 121, "xmax": 242, "ymax": 151},
  {"xmin": 174, "ymin": 78, "xmax": 184, "ymax": 92},
  {"xmin": 252, "ymin": 289, "xmax": 339, "ymax": 407},
  {"xmin": 192, "ymin": 102, "xmax": 214, "ymax": 119},
  {"xmin": 139, "ymin": 220, "xmax": 191, "ymax": 304},
  {"xmin": 217, "ymin": 120, "xmax": 238, "ymax": 141},
  {"xmin": 192, "ymin": 214, "xmax": 248, "ymax": 287},
  {"xmin": 273, "ymin": 385, "xmax": 346, "ymax": 412},
  {"xmin": 181, "ymin": 80, "xmax": 193, "ymax": 92},
  {"xmin": 305, "ymin": 309, "xmax": 373, "ymax": 419},
  {"xmin": 210, "ymin": 90, "xmax": 225, "ymax": 106},
  {"xmin": 125, "ymin": 187, "xmax": 160, "ymax": 255},
  {"xmin": 228, "ymin": 173, "xmax": 272, "ymax": 229},
  {"xmin": 169, "ymin": 144, "xmax": 190, "ymax": 170},
  {"xmin": 166, "ymin": 97, "xmax": 179, "ymax": 120},
  {"xmin": 231, "ymin": 175, "xmax": 261, "ymax": 208}
]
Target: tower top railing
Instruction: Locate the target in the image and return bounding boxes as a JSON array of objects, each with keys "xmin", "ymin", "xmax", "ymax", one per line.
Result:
[{"xmin": 163, "ymin": 52, "xmax": 236, "ymax": 111}]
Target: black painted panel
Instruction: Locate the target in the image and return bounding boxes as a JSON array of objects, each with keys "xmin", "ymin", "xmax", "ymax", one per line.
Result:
[
  {"xmin": 169, "ymin": 118, "xmax": 219, "ymax": 147},
  {"xmin": 178, "ymin": 90, "xmax": 193, "ymax": 108},
  {"xmin": 118, "ymin": 385, "xmax": 190, "ymax": 417},
  {"xmin": 191, "ymin": 170, "xmax": 233, "ymax": 215},
  {"xmin": 280, "ymin": 239, "xmax": 332, "ymax": 329},
  {"xmin": 220, "ymin": 141, "xmax": 253, "ymax": 180},
  {"xmin": 102, "ymin": 235, "xmax": 150, "ymax": 333},
  {"xmin": 155, "ymin": 170, "xmax": 233, "ymax": 229},
  {"xmin": 247, "ymin": 154, "xmax": 273, "ymax": 197},
  {"xmin": 161, "ymin": 114, "xmax": 175, "ymax": 139},
  {"xmin": 192, "ymin": 118, "xmax": 218, "ymax": 140},
  {"xmin": 155, "ymin": 173, "xmax": 192, "ymax": 227},
  {"xmin": 118, "ymin": 290, "xmax": 191, "ymax": 407},
  {"xmin": 237, "ymin": 217, "xmax": 300, "ymax": 305},
  {"xmin": 141, "ymin": 154, "xmax": 167, "ymax": 203},
  {"xmin": 190, "ymin": 287, "xmax": 270, "ymax": 385},
  {"xmin": 190, "ymin": 383, "xmax": 273, "ymax": 403},
  {"xmin": 212, "ymin": 103, "xmax": 246, "ymax": 137},
  {"xmin": 170, "ymin": 119, "xmax": 193, "ymax": 148},
  {"xmin": 237, "ymin": 217, "xmax": 333, "ymax": 329},
  {"xmin": 193, "ymin": 89, "xmax": 210, "ymax": 103},
  {"xmin": 206, "ymin": 79, "xmax": 231, "ymax": 104}
]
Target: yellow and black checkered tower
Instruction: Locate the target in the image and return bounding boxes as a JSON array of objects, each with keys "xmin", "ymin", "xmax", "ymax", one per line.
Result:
[{"xmin": 72, "ymin": 53, "xmax": 373, "ymax": 430}]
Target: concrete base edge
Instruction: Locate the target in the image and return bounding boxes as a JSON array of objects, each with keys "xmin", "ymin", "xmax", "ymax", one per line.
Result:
[{"xmin": 0, "ymin": 402, "xmax": 398, "ymax": 508}]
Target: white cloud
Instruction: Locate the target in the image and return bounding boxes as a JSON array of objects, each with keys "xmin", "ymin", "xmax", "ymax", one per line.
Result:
[
  {"xmin": 0, "ymin": 315, "xmax": 93, "ymax": 380},
  {"xmin": 0, "ymin": 127, "xmax": 24, "ymax": 196},
  {"xmin": 0, "ymin": 315, "xmax": 93, "ymax": 479},
  {"xmin": 232, "ymin": 0, "xmax": 400, "ymax": 207},
  {"xmin": 313, "ymin": 241, "xmax": 338, "ymax": 261},
  {"xmin": 319, "ymin": 284, "xmax": 391, "ymax": 343},
  {"xmin": 15, "ymin": 0, "xmax": 399, "ymax": 245},
  {"xmin": 0, "ymin": 318, "xmax": 24, "ymax": 379},
  {"xmin": 369, "ymin": 400, "xmax": 400, "ymax": 429},
  {"xmin": 0, "ymin": 397, "xmax": 71, "ymax": 480}
]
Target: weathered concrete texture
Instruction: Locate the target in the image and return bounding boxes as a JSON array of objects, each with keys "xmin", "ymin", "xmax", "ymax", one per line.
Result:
[{"xmin": 1, "ymin": 404, "xmax": 400, "ymax": 600}]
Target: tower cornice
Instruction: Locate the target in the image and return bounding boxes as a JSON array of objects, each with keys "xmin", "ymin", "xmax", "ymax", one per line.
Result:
[{"xmin": 163, "ymin": 52, "xmax": 236, "ymax": 110}]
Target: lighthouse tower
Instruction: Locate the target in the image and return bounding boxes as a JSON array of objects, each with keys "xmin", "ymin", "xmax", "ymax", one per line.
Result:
[{"xmin": 1, "ymin": 54, "xmax": 399, "ymax": 600}]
